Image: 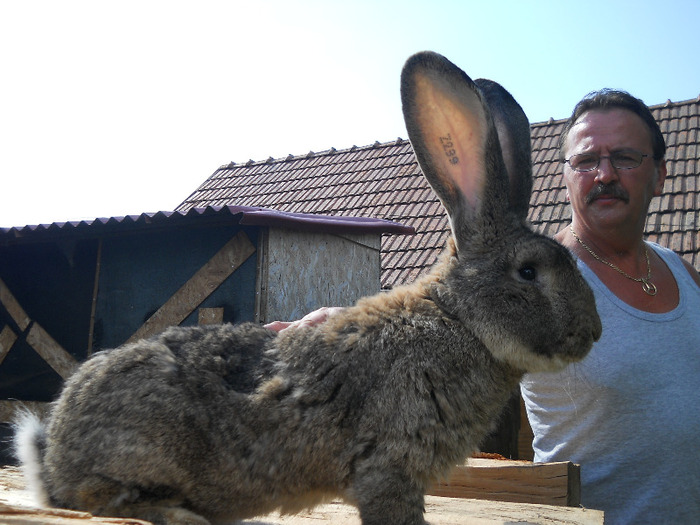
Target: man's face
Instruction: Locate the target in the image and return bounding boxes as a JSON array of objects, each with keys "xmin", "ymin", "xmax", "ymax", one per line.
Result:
[{"xmin": 562, "ymin": 108, "xmax": 666, "ymax": 234}]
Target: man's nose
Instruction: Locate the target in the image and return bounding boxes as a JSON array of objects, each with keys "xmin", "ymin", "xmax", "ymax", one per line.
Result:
[{"xmin": 594, "ymin": 157, "xmax": 619, "ymax": 184}]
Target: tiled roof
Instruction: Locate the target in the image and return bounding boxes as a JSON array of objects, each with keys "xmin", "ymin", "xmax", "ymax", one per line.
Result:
[{"xmin": 178, "ymin": 96, "xmax": 700, "ymax": 288}]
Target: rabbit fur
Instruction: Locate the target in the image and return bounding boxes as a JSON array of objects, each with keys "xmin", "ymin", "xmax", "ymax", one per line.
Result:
[{"xmin": 14, "ymin": 51, "xmax": 602, "ymax": 525}]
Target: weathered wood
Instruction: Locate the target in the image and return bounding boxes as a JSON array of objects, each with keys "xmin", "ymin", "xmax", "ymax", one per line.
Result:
[
  {"xmin": 0, "ymin": 467, "xmax": 603, "ymax": 525},
  {"xmin": 126, "ymin": 231, "xmax": 256, "ymax": 343},
  {"xmin": 244, "ymin": 497, "xmax": 604, "ymax": 525},
  {"xmin": 259, "ymin": 229, "xmax": 382, "ymax": 323},
  {"xmin": 0, "ymin": 502, "xmax": 151, "ymax": 524},
  {"xmin": 0, "ymin": 277, "xmax": 31, "ymax": 331},
  {"xmin": 197, "ymin": 307, "xmax": 224, "ymax": 325},
  {"xmin": 428, "ymin": 458, "xmax": 580, "ymax": 507},
  {"xmin": 0, "ymin": 324, "xmax": 18, "ymax": 364},
  {"xmin": 25, "ymin": 323, "xmax": 79, "ymax": 380}
]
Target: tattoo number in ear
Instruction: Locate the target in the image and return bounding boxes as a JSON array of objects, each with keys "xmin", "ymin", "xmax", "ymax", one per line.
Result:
[{"xmin": 440, "ymin": 134, "xmax": 459, "ymax": 165}]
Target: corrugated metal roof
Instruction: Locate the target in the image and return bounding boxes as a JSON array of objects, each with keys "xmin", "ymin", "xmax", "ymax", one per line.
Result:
[
  {"xmin": 178, "ymin": 96, "xmax": 700, "ymax": 288},
  {"xmin": 0, "ymin": 205, "xmax": 414, "ymax": 246}
]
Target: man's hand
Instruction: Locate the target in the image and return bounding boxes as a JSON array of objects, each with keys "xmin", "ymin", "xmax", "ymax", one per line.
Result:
[{"xmin": 264, "ymin": 307, "xmax": 345, "ymax": 333}]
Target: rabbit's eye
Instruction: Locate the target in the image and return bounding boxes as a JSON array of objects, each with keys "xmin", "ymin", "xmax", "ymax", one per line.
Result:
[{"xmin": 518, "ymin": 265, "xmax": 537, "ymax": 281}]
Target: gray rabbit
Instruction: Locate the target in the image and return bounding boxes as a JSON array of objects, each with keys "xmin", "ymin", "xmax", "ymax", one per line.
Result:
[{"xmin": 14, "ymin": 51, "xmax": 602, "ymax": 525}]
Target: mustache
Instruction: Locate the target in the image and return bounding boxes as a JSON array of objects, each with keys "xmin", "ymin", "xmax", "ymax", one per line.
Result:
[{"xmin": 585, "ymin": 183, "xmax": 629, "ymax": 204}]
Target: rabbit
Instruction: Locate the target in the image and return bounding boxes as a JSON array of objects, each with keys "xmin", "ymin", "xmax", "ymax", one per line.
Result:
[{"xmin": 14, "ymin": 51, "xmax": 602, "ymax": 525}]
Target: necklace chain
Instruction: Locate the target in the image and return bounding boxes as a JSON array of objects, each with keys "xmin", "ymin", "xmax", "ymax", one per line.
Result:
[{"xmin": 569, "ymin": 226, "xmax": 658, "ymax": 296}]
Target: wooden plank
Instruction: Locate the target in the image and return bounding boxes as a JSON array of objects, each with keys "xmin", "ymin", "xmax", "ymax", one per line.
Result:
[
  {"xmin": 428, "ymin": 458, "xmax": 579, "ymax": 507},
  {"xmin": 126, "ymin": 231, "xmax": 255, "ymax": 343},
  {"xmin": 0, "ymin": 503, "xmax": 151, "ymax": 524},
  {"xmin": 25, "ymin": 323, "xmax": 79, "ymax": 380},
  {"xmin": 0, "ymin": 401, "xmax": 51, "ymax": 424},
  {"xmin": 0, "ymin": 466, "xmax": 603, "ymax": 525},
  {"xmin": 198, "ymin": 307, "xmax": 224, "ymax": 325},
  {"xmin": 239, "ymin": 497, "xmax": 604, "ymax": 525},
  {"xmin": 0, "ymin": 278, "xmax": 31, "ymax": 331},
  {"xmin": 0, "ymin": 324, "xmax": 18, "ymax": 364}
]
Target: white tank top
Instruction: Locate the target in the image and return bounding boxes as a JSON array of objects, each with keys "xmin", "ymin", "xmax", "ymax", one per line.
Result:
[{"xmin": 521, "ymin": 243, "xmax": 700, "ymax": 524}]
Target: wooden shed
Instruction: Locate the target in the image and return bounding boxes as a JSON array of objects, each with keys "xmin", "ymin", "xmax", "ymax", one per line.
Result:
[{"xmin": 0, "ymin": 205, "xmax": 412, "ymax": 462}]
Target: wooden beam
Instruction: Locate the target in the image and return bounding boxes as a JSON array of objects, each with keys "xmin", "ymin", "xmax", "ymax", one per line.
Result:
[
  {"xmin": 428, "ymin": 458, "xmax": 580, "ymax": 507},
  {"xmin": 0, "ymin": 278, "xmax": 30, "ymax": 331},
  {"xmin": 25, "ymin": 323, "xmax": 79, "ymax": 380},
  {"xmin": 0, "ymin": 325, "xmax": 17, "ymax": 365},
  {"xmin": 126, "ymin": 231, "xmax": 255, "ymax": 343}
]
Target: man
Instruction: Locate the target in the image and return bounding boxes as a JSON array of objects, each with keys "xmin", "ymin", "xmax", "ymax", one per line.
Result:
[
  {"xmin": 520, "ymin": 89, "xmax": 700, "ymax": 524},
  {"xmin": 268, "ymin": 90, "xmax": 700, "ymax": 523}
]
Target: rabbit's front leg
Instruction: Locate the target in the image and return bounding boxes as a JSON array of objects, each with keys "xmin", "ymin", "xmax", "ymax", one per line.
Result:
[{"xmin": 352, "ymin": 468, "xmax": 428, "ymax": 525}]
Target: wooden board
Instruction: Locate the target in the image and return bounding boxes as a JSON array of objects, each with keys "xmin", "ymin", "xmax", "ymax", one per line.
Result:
[
  {"xmin": 429, "ymin": 458, "xmax": 580, "ymax": 506},
  {"xmin": 0, "ymin": 325, "xmax": 18, "ymax": 364},
  {"xmin": 248, "ymin": 497, "xmax": 604, "ymax": 525},
  {"xmin": 0, "ymin": 467, "xmax": 603, "ymax": 525}
]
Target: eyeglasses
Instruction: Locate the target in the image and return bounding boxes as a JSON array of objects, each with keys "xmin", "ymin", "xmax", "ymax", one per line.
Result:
[{"xmin": 562, "ymin": 150, "xmax": 649, "ymax": 172}]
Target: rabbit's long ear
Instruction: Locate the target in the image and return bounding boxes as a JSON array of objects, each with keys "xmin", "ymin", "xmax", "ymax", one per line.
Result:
[
  {"xmin": 474, "ymin": 78, "xmax": 532, "ymax": 220},
  {"xmin": 401, "ymin": 52, "xmax": 530, "ymax": 250}
]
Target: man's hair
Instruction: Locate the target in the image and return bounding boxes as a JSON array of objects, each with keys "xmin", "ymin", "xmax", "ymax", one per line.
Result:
[{"xmin": 558, "ymin": 89, "xmax": 666, "ymax": 162}]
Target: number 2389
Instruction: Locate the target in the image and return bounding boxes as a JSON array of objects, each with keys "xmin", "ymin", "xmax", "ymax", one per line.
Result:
[{"xmin": 440, "ymin": 134, "xmax": 459, "ymax": 165}]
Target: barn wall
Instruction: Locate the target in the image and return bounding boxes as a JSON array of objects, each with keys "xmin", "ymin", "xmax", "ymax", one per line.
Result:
[{"xmin": 93, "ymin": 225, "xmax": 259, "ymax": 350}]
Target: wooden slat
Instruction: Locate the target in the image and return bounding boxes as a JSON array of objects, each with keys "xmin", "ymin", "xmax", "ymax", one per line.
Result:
[
  {"xmin": 0, "ymin": 278, "xmax": 30, "ymax": 331},
  {"xmin": 0, "ymin": 325, "xmax": 18, "ymax": 365},
  {"xmin": 428, "ymin": 458, "xmax": 580, "ymax": 507},
  {"xmin": 25, "ymin": 323, "xmax": 79, "ymax": 380},
  {"xmin": 126, "ymin": 231, "xmax": 255, "ymax": 343}
]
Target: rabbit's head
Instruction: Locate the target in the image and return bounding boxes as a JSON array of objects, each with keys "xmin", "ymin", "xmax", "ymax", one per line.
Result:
[{"xmin": 401, "ymin": 51, "xmax": 601, "ymax": 373}]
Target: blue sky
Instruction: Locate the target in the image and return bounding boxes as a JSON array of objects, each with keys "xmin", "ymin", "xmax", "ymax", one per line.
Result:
[{"xmin": 2, "ymin": 0, "xmax": 699, "ymax": 227}]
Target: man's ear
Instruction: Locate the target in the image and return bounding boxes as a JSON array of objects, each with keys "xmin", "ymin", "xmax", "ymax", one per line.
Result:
[{"xmin": 653, "ymin": 159, "xmax": 668, "ymax": 196}]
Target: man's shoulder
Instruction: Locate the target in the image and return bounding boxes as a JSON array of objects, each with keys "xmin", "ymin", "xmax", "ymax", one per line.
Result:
[{"xmin": 649, "ymin": 242, "xmax": 700, "ymax": 287}]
